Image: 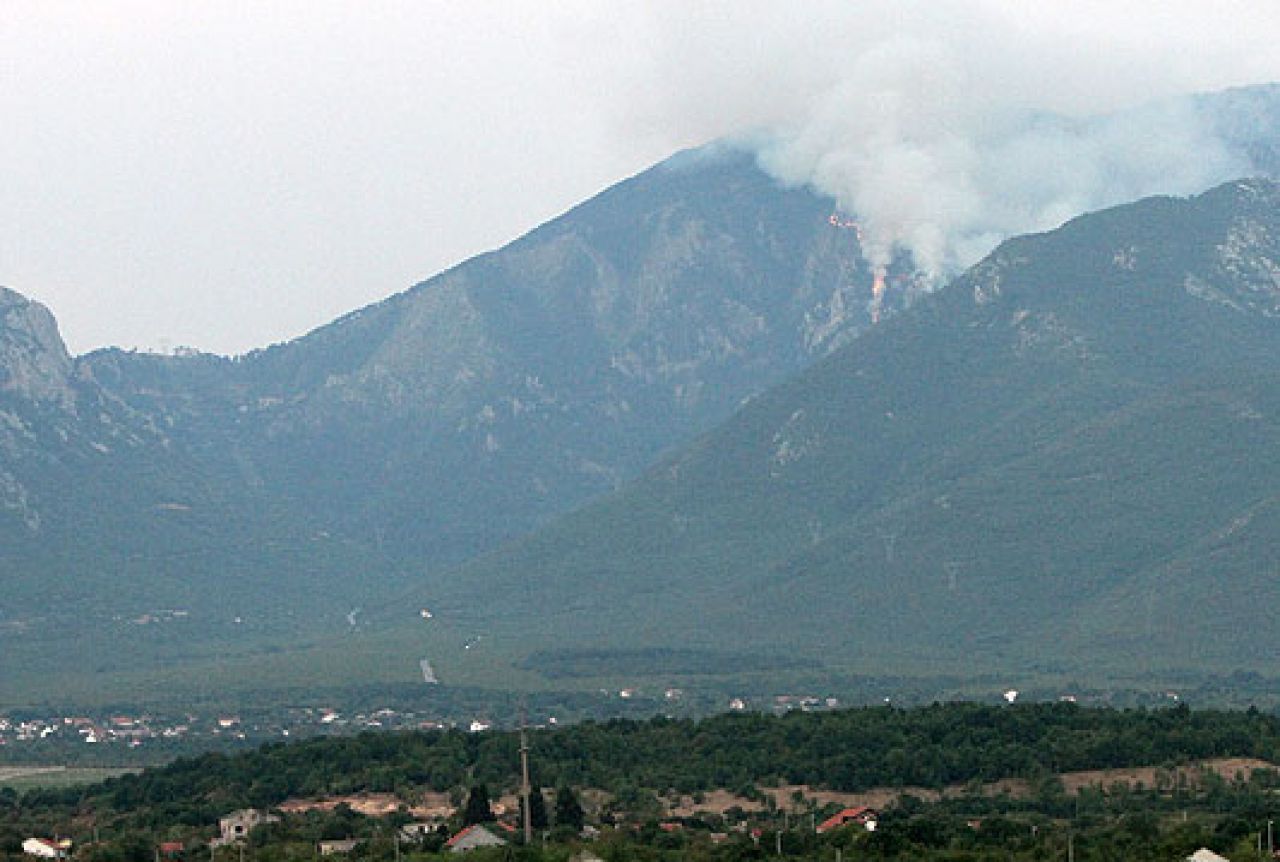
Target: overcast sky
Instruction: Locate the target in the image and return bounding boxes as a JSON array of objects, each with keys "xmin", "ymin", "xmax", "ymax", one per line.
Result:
[{"xmin": 3, "ymin": 2, "xmax": 1279, "ymax": 356}]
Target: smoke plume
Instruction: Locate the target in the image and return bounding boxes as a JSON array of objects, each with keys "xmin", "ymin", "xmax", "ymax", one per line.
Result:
[
  {"xmin": 756, "ymin": 77, "xmax": 1252, "ymax": 276},
  {"xmin": 624, "ymin": 1, "xmax": 1279, "ymax": 278}
]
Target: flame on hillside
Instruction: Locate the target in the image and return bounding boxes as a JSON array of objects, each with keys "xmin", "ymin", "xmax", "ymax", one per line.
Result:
[
  {"xmin": 829, "ymin": 211, "xmax": 888, "ymax": 324},
  {"xmin": 870, "ymin": 269, "xmax": 887, "ymax": 324}
]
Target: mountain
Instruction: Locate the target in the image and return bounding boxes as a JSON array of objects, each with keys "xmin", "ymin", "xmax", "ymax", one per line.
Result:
[
  {"xmin": 4, "ymin": 82, "xmax": 1280, "ymax": 704},
  {"xmin": 2, "ymin": 148, "xmax": 904, "ymax": 700},
  {"xmin": 405, "ymin": 178, "xmax": 1280, "ymax": 681}
]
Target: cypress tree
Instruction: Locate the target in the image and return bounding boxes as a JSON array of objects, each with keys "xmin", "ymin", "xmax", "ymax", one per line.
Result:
[
  {"xmin": 554, "ymin": 785, "xmax": 584, "ymax": 832},
  {"xmin": 463, "ymin": 785, "xmax": 494, "ymax": 825}
]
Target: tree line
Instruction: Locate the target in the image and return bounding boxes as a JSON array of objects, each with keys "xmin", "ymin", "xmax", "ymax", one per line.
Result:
[{"xmin": 5, "ymin": 702, "xmax": 1280, "ymax": 853}]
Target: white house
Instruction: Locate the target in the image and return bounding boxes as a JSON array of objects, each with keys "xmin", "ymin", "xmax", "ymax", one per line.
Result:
[
  {"xmin": 1187, "ymin": 850, "xmax": 1230, "ymax": 862},
  {"xmin": 23, "ymin": 838, "xmax": 70, "ymax": 859}
]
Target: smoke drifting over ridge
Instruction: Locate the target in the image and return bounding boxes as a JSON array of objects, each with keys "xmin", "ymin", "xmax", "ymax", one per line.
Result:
[
  {"xmin": 627, "ymin": 1, "xmax": 1279, "ymax": 279},
  {"xmin": 5, "ymin": 3, "xmax": 1279, "ymax": 353},
  {"xmin": 759, "ymin": 91, "xmax": 1252, "ymax": 277}
]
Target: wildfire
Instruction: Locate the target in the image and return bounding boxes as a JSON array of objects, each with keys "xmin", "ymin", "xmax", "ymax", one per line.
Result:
[
  {"xmin": 870, "ymin": 269, "xmax": 887, "ymax": 324},
  {"xmin": 828, "ymin": 212, "xmax": 865, "ymax": 243},
  {"xmin": 830, "ymin": 211, "xmax": 885, "ymax": 323}
]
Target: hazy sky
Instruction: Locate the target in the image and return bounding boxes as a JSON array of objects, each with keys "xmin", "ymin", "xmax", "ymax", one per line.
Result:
[{"xmin": 3, "ymin": 2, "xmax": 1279, "ymax": 356}]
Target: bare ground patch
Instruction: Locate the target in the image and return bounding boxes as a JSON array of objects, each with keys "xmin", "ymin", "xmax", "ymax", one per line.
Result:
[
  {"xmin": 666, "ymin": 757, "xmax": 1277, "ymax": 818},
  {"xmin": 276, "ymin": 757, "xmax": 1278, "ymax": 822}
]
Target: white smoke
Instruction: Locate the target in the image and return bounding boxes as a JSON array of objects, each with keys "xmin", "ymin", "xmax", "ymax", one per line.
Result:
[
  {"xmin": 621, "ymin": 1, "xmax": 1278, "ymax": 278},
  {"xmin": 757, "ymin": 77, "xmax": 1252, "ymax": 276}
]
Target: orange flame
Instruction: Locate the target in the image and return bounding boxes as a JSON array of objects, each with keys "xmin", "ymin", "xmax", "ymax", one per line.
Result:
[{"xmin": 870, "ymin": 269, "xmax": 887, "ymax": 324}]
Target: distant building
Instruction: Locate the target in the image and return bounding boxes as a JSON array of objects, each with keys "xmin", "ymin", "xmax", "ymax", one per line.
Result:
[
  {"xmin": 816, "ymin": 807, "xmax": 878, "ymax": 833},
  {"xmin": 23, "ymin": 839, "xmax": 70, "ymax": 859},
  {"xmin": 400, "ymin": 820, "xmax": 449, "ymax": 842},
  {"xmin": 445, "ymin": 825, "xmax": 506, "ymax": 853},
  {"xmin": 212, "ymin": 809, "xmax": 280, "ymax": 846},
  {"xmin": 1187, "ymin": 850, "xmax": 1230, "ymax": 862},
  {"xmin": 158, "ymin": 841, "xmax": 185, "ymax": 859},
  {"xmin": 318, "ymin": 840, "xmax": 359, "ymax": 856}
]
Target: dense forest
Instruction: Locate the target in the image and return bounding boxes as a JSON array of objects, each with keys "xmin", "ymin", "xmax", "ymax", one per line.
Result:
[
  {"xmin": 6, "ymin": 703, "xmax": 1280, "ymax": 862},
  {"xmin": 91, "ymin": 702, "xmax": 1280, "ymax": 811}
]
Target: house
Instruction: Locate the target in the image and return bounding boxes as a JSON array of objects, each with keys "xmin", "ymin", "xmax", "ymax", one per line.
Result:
[
  {"xmin": 212, "ymin": 809, "xmax": 280, "ymax": 846},
  {"xmin": 399, "ymin": 821, "xmax": 446, "ymax": 842},
  {"xmin": 23, "ymin": 839, "xmax": 70, "ymax": 859},
  {"xmin": 1187, "ymin": 850, "xmax": 1230, "ymax": 862},
  {"xmin": 816, "ymin": 807, "xmax": 878, "ymax": 833},
  {"xmin": 445, "ymin": 825, "xmax": 506, "ymax": 853},
  {"xmin": 318, "ymin": 840, "xmax": 359, "ymax": 856},
  {"xmin": 158, "ymin": 841, "xmax": 185, "ymax": 859}
]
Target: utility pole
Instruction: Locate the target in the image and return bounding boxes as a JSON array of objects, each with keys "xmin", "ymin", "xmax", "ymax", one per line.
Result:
[
  {"xmin": 519, "ymin": 709, "xmax": 532, "ymax": 845},
  {"xmin": 1268, "ymin": 819, "xmax": 1273, "ymax": 857}
]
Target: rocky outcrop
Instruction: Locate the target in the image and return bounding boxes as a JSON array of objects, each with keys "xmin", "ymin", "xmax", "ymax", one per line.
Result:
[{"xmin": 0, "ymin": 287, "xmax": 74, "ymax": 408}]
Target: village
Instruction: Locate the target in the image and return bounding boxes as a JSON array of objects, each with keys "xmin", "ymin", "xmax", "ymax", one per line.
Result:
[
  {"xmin": 18, "ymin": 785, "xmax": 886, "ymax": 861},
  {"xmin": 0, "ymin": 708, "xmax": 443, "ymax": 753},
  {"xmin": 0, "ymin": 692, "xmax": 854, "ymax": 759}
]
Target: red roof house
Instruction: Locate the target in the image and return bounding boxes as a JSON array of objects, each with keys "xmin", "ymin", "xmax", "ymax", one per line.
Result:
[
  {"xmin": 445, "ymin": 825, "xmax": 506, "ymax": 853},
  {"xmin": 816, "ymin": 807, "xmax": 878, "ymax": 833}
]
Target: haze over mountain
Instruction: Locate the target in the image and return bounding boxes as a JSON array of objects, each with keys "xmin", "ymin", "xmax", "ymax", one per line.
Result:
[{"xmin": 2, "ymin": 83, "xmax": 1280, "ymax": 703}]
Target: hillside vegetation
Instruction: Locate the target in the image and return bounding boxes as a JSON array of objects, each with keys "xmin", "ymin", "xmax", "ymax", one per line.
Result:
[
  {"xmin": 396, "ymin": 178, "xmax": 1280, "ymax": 680},
  {"xmin": 6, "ymin": 704, "xmax": 1280, "ymax": 862}
]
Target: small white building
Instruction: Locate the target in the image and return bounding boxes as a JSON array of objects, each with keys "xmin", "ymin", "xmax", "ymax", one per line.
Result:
[
  {"xmin": 212, "ymin": 809, "xmax": 280, "ymax": 846},
  {"xmin": 1187, "ymin": 850, "xmax": 1230, "ymax": 862},
  {"xmin": 318, "ymin": 840, "xmax": 359, "ymax": 856},
  {"xmin": 400, "ymin": 819, "xmax": 450, "ymax": 842},
  {"xmin": 23, "ymin": 838, "xmax": 70, "ymax": 859}
]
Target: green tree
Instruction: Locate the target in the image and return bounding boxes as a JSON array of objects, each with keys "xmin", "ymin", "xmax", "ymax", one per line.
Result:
[
  {"xmin": 520, "ymin": 786, "xmax": 549, "ymax": 832},
  {"xmin": 463, "ymin": 785, "xmax": 495, "ymax": 825},
  {"xmin": 554, "ymin": 786, "xmax": 584, "ymax": 832}
]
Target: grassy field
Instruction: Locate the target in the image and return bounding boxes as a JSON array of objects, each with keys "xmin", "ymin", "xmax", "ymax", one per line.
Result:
[{"xmin": 0, "ymin": 766, "xmax": 138, "ymax": 790}]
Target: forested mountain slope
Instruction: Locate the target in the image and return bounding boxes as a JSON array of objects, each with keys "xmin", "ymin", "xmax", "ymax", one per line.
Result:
[
  {"xmin": 1, "ymin": 149, "xmax": 890, "ymax": 697},
  {"xmin": 4, "ymin": 83, "xmax": 1280, "ymax": 702},
  {"xmin": 417, "ymin": 179, "xmax": 1280, "ymax": 677}
]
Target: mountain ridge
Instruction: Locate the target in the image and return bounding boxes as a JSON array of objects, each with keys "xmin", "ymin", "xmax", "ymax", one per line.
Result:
[
  {"xmin": 394, "ymin": 177, "xmax": 1280, "ymax": 679},
  {"xmin": 1, "ymin": 146, "xmax": 898, "ymax": 700},
  {"xmin": 3, "ymin": 81, "xmax": 1280, "ymax": 703}
]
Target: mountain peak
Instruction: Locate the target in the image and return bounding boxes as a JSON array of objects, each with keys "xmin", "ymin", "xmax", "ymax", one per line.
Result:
[{"xmin": 0, "ymin": 287, "xmax": 73, "ymax": 406}]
